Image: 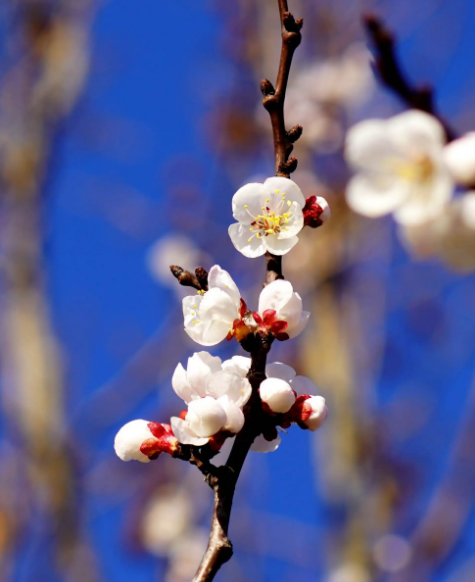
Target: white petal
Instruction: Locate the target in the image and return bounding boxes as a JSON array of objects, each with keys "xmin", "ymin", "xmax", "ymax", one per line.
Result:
[
  {"xmin": 290, "ymin": 375, "xmax": 318, "ymax": 396},
  {"xmin": 208, "ymin": 265, "xmax": 241, "ymax": 305},
  {"xmin": 277, "ymin": 203, "xmax": 304, "ymax": 239},
  {"xmin": 183, "ymin": 294, "xmax": 203, "ymax": 323},
  {"xmin": 258, "ymin": 279, "xmax": 294, "ymax": 314},
  {"xmin": 346, "ymin": 173, "xmax": 408, "ymax": 218},
  {"xmin": 393, "ymin": 169, "xmax": 452, "ymax": 225},
  {"xmin": 263, "ymin": 234, "xmax": 299, "ymax": 255},
  {"xmin": 265, "ymin": 362, "xmax": 296, "ymax": 382},
  {"xmin": 232, "ymin": 183, "xmax": 267, "ymax": 224},
  {"xmin": 251, "ymin": 433, "xmax": 281, "ymax": 453},
  {"xmin": 186, "ymin": 352, "xmax": 222, "ymax": 399},
  {"xmin": 264, "ymin": 176, "xmax": 306, "ymax": 208},
  {"xmin": 200, "ymin": 288, "xmax": 237, "ymax": 326},
  {"xmin": 444, "ymin": 133, "xmax": 475, "ymax": 186},
  {"xmin": 186, "ymin": 397, "xmax": 227, "ymax": 437},
  {"xmin": 388, "ymin": 110, "xmax": 446, "ymax": 152},
  {"xmin": 185, "ymin": 319, "xmax": 224, "ymax": 347},
  {"xmin": 217, "ymin": 395, "xmax": 245, "ymax": 433},
  {"xmin": 171, "ymin": 363, "xmax": 194, "ymax": 403},
  {"xmin": 461, "ymin": 193, "xmax": 475, "ymax": 229},
  {"xmin": 222, "ymin": 356, "xmax": 251, "ymax": 378},
  {"xmin": 287, "ymin": 310, "xmax": 310, "ymax": 339},
  {"xmin": 259, "ymin": 377, "xmax": 296, "ymax": 413},
  {"xmin": 114, "ymin": 419, "xmax": 154, "ymax": 463},
  {"xmin": 207, "ymin": 370, "xmax": 251, "ymax": 407},
  {"xmin": 345, "ymin": 119, "xmax": 397, "ymax": 172},
  {"xmin": 228, "ymin": 223, "xmax": 266, "ymax": 258},
  {"xmin": 170, "ymin": 417, "xmax": 209, "ymax": 446},
  {"xmin": 277, "ymin": 290, "xmax": 303, "ymax": 330},
  {"xmin": 305, "ymin": 396, "xmax": 328, "ymax": 431}
]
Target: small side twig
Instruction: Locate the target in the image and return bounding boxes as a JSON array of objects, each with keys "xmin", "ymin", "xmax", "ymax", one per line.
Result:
[
  {"xmin": 261, "ymin": 0, "xmax": 303, "ymax": 284},
  {"xmin": 170, "ymin": 265, "xmax": 208, "ymax": 291},
  {"xmin": 363, "ymin": 13, "xmax": 456, "ymax": 142}
]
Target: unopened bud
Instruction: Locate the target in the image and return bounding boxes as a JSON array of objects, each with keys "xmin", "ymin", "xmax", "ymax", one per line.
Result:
[
  {"xmin": 290, "ymin": 395, "xmax": 328, "ymax": 431},
  {"xmin": 114, "ymin": 419, "xmax": 178, "ymax": 463},
  {"xmin": 259, "ymin": 377, "xmax": 296, "ymax": 414}
]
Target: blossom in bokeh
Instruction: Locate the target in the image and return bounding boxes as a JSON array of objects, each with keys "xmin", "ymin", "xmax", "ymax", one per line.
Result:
[
  {"xmin": 256, "ymin": 279, "xmax": 310, "ymax": 339},
  {"xmin": 345, "ymin": 110, "xmax": 453, "ymax": 224},
  {"xmin": 114, "ymin": 420, "xmax": 178, "ymax": 463},
  {"xmin": 282, "ymin": 43, "xmax": 374, "ymax": 152},
  {"xmin": 228, "ymin": 176, "xmax": 305, "ymax": 257},
  {"xmin": 400, "ymin": 192, "xmax": 475, "ymax": 272},
  {"xmin": 444, "ymin": 132, "xmax": 475, "ymax": 186},
  {"xmin": 183, "ymin": 265, "xmax": 250, "ymax": 346}
]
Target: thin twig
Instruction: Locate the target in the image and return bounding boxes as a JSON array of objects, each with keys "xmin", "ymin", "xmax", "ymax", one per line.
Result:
[{"xmin": 363, "ymin": 13, "xmax": 456, "ymax": 142}]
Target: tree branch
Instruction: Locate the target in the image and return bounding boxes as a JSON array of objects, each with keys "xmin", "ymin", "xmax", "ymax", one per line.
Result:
[
  {"xmin": 190, "ymin": 2, "xmax": 304, "ymax": 579},
  {"xmin": 363, "ymin": 13, "xmax": 456, "ymax": 142},
  {"xmin": 192, "ymin": 337, "xmax": 272, "ymax": 582}
]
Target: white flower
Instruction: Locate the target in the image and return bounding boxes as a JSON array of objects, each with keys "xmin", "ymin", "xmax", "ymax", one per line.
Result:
[
  {"xmin": 256, "ymin": 279, "xmax": 310, "ymax": 339},
  {"xmin": 170, "ymin": 352, "xmax": 252, "ymax": 446},
  {"xmin": 345, "ymin": 110, "xmax": 453, "ymax": 225},
  {"xmin": 259, "ymin": 378, "xmax": 295, "ymax": 413},
  {"xmin": 114, "ymin": 420, "xmax": 178, "ymax": 463},
  {"xmin": 182, "ymin": 265, "xmax": 246, "ymax": 346},
  {"xmin": 228, "ymin": 176, "xmax": 305, "ymax": 257},
  {"xmin": 444, "ymin": 132, "xmax": 475, "ymax": 186}
]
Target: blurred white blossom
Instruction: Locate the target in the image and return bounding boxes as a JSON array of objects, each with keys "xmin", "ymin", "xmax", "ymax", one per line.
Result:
[
  {"xmin": 345, "ymin": 110, "xmax": 453, "ymax": 224},
  {"xmin": 444, "ymin": 132, "xmax": 475, "ymax": 186}
]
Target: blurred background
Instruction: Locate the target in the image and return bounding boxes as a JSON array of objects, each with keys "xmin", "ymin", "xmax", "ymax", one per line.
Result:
[{"xmin": 1, "ymin": 0, "xmax": 475, "ymax": 581}]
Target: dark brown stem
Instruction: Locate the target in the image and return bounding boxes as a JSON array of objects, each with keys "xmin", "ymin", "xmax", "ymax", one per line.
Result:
[
  {"xmin": 192, "ymin": 340, "xmax": 271, "ymax": 582},
  {"xmin": 363, "ymin": 13, "xmax": 456, "ymax": 142},
  {"xmin": 261, "ymin": 0, "xmax": 303, "ymax": 177}
]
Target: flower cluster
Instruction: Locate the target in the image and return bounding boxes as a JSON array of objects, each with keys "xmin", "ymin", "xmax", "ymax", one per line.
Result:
[
  {"xmin": 344, "ymin": 110, "xmax": 475, "ymax": 272},
  {"xmin": 114, "ymin": 176, "xmax": 330, "ymax": 464}
]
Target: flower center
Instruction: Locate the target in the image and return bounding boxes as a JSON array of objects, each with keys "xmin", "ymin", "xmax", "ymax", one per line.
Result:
[
  {"xmin": 244, "ymin": 191, "xmax": 293, "ymax": 244},
  {"xmin": 391, "ymin": 154, "xmax": 434, "ymax": 184}
]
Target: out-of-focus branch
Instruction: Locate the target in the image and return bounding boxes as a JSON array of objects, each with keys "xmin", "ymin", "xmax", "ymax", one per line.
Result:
[
  {"xmin": 363, "ymin": 13, "xmax": 456, "ymax": 142},
  {"xmin": 0, "ymin": 2, "xmax": 99, "ymax": 581}
]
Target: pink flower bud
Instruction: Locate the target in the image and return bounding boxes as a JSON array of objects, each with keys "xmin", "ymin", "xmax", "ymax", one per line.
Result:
[
  {"xmin": 259, "ymin": 377, "xmax": 296, "ymax": 413},
  {"xmin": 289, "ymin": 395, "xmax": 328, "ymax": 431},
  {"xmin": 114, "ymin": 420, "xmax": 178, "ymax": 463},
  {"xmin": 303, "ymin": 195, "xmax": 331, "ymax": 228}
]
